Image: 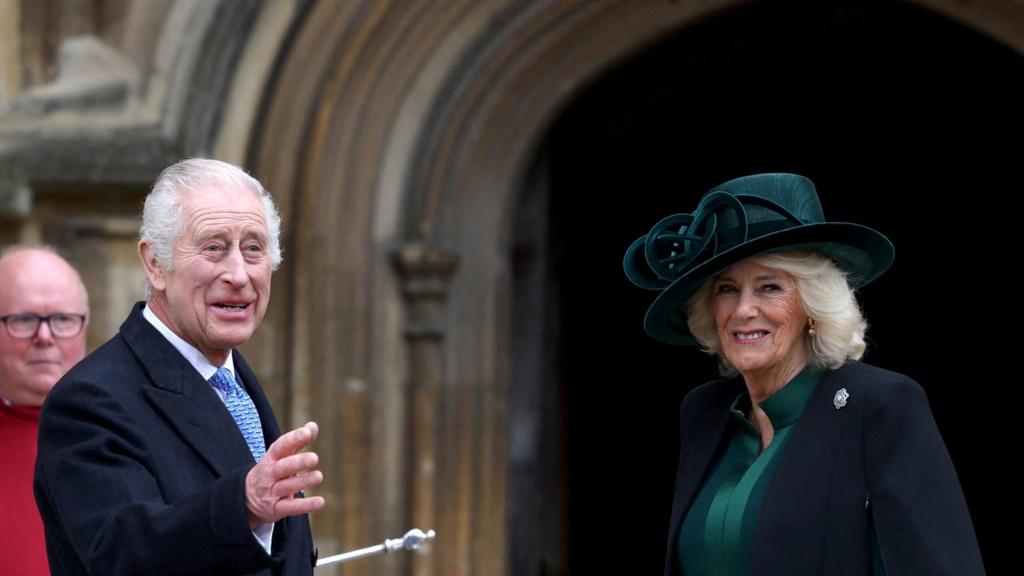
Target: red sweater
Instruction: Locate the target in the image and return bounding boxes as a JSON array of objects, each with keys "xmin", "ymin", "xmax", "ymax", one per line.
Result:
[{"xmin": 1, "ymin": 401, "xmax": 50, "ymax": 575}]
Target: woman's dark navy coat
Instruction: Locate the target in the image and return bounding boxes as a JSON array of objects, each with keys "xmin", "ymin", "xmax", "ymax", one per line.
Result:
[{"xmin": 664, "ymin": 362, "xmax": 985, "ymax": 575}]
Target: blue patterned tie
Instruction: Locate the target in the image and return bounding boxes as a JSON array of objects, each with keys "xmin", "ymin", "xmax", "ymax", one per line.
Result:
[{"xmin": 209, "ymin": 367, "xmax": 266, "ymax": 462}]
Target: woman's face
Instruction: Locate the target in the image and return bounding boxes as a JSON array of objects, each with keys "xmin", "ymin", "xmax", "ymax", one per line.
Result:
[{"xmin": 711, "ymin": 258, "xmax": 808, "ymax": 379}]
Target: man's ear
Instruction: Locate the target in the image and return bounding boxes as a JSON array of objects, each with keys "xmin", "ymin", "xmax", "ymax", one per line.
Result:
[{"xmin": 138, "ymin": 240, "xmax": 167, "ymax": 291}]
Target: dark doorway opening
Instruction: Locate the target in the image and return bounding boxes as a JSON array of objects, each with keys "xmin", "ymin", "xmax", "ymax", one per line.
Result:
[{"xmin": 518, "ymin": 1, "xmax": 1019, "ymax": 573}]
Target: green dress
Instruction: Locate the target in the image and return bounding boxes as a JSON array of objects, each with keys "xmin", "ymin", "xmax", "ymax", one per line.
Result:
[{"xmin": 676, "ymin": 366, "xmax": 885, "ymax": 575}]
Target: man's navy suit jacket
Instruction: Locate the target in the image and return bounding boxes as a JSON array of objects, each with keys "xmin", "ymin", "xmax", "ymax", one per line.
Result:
[
  {"xmin": 664, "ymin": 362, "xmax": 985, "ymax": 575},
  {"xmin": 35, "ymin": 303, "xmax": 316, "ymax": 575}
]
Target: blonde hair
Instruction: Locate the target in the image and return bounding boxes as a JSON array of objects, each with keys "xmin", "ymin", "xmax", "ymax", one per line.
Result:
[{"xmin": 686, "ymin": 251, "xmax": 867, "ymax": 375}]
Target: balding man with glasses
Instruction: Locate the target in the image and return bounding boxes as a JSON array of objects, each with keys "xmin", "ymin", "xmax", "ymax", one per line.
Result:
[{"xmin": 0, "ymin": 245, "xmax": 89, "ymax": 576}]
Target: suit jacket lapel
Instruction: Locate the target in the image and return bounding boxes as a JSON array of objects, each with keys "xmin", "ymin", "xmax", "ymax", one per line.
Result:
[
  {"xmin": 235, "ymin": 348, "xmax": 307, "ymax": 556},
  {"xmin": 120, "ymin": 303, "xmax": 256, "ymax": 476},
  {"xmin": 234, "ymin": 351, "xmax": 281, "ymax": 445}
]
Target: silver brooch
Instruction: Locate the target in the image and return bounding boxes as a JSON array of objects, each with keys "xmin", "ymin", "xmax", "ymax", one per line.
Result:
[{"xmin": 833, "ymin": 388, "xmax": 849, "ymax": 410}]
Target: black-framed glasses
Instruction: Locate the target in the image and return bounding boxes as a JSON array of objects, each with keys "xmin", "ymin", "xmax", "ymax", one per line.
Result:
[{"xmin": 0, "ymin": 313, "xmax": 87, "ymax": 339}]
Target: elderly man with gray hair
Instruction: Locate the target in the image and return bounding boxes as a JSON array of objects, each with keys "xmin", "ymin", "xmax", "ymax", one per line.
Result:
[{"xmin": 34, "ymin": 159, "xmax": 324, "ymax": 576}]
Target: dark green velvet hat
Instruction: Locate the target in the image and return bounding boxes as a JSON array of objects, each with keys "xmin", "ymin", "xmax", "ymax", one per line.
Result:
[{"xmin": 623, "ymin": 173, "xmax": 894, "ymax": 346}]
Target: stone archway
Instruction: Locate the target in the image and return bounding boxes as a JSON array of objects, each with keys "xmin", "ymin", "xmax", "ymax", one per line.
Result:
[
  {"xmin": 1, "ymin": 0, "xmax": 1018, "ymax": 573},
  {"xmin": 246, "ymin": 3, "xmax": 747, "ymax": 574},
  {"xmin": 240, "ymin": 1, "xmax": 1022, "ymax": 574}
]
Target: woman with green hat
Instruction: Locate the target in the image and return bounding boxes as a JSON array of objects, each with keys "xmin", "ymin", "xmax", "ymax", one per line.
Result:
[{"xmin": 624, "ymin": 173, "xmax": 984, "ymax": 575}]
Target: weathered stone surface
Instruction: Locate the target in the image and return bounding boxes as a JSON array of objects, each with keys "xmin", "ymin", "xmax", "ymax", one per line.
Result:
[
  {"xmin": 10, "ymin": 35, "xmax": 140, "ymax": 115},
  {"xmin": 0, "ymin": 166, "xmax": 30, "ymax": 218}
]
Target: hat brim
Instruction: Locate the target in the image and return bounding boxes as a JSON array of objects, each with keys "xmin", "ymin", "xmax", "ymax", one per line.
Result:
[{"xmin": 643, "ymin": 222, "xmax": 894, "ymax": 346}]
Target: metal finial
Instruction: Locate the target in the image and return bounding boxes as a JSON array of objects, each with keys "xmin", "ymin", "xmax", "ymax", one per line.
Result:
[{"xmin": 316, "ymin": 528, "xmax": 437, "ymax": 567}]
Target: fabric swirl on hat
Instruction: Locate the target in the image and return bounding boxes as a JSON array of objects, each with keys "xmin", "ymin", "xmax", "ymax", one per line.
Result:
[{"xmin": 624, "ymin": 192, "xmax": 804, "ymax": 290}]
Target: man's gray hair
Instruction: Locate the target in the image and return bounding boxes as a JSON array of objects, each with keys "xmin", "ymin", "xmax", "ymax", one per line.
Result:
[{"xmin": 140, "ymin": 158, "xmax": 283, "ymax": 275}]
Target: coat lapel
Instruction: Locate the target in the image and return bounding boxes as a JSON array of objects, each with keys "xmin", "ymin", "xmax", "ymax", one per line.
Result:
[
  {"xmin": 751, "ymin": 368, "xmax": 852, "ymax": 575},
  {"xmin": 119, "ymin": 303, "xmax": 256, "ymax": 476},
  {"xmin": 234, "ymin": 351, "xmax": 281, "ymax": 445},
  {"xmin": 665, "ymin": 379, "xmax": 743, "ymax": 575}
]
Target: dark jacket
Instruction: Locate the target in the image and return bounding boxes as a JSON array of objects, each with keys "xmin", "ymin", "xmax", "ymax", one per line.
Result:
[
  {"xmin": 34, "ymin": 303, "xmax": 316, "ymax": 575},
  {"xmin": 665, "ymin": 362, "xmax": 984, "ymax": 575}
]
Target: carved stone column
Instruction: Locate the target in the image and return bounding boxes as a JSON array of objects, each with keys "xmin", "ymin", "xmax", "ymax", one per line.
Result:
[{"xmin": 391, "ymin": 242, "xmax": 459, "ymax": 576}]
